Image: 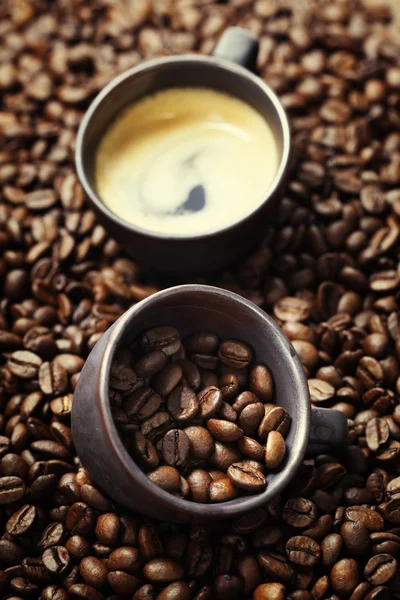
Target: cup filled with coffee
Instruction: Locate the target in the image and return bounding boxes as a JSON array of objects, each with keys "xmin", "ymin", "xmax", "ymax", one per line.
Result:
[
  {"xmin": 76, "ymin": 27, "xmax": 290, "ymax": 275},
  {"xmin": 72, "ymin": 285, "xmax": 348, "ymax": 522}
]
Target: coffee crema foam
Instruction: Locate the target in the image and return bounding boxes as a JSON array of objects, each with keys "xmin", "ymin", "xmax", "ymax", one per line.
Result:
[{"xmin": 95, "ymin": 87, "xmax": 279, "ymax": 235}]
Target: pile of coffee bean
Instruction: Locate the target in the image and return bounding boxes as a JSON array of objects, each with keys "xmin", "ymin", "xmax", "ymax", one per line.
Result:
[
  {"xmin": 110, "ymin": 327, "xmax": 290, "ymax": 502},
  {"xmin": 1, "ymin": 0, "xmax": 400, "ymax": 598}
]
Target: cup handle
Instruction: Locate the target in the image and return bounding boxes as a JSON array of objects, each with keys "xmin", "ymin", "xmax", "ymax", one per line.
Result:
[
  {"xmin": 212, "ymin": 26, "xmax": 259, "ymax": 72},
  {"xmin": 307, "ymin": 407, "xmax": 348, "ymax": 456}
]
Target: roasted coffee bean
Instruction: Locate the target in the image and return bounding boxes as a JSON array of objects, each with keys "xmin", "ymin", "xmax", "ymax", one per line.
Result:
[
  {"xmin": 237, "ymin": 436, "xmax": 265, "ymax": 460},
  {"xmin": 42, "ymin": 546, "xmax": 70, "ymax": 574},
  {"xmin": 321, "ymin": 534, "xmax": 342, "ymax": 567},
  {"xmin": 218, "ymin": 402, "xmax": 238, "ymax": 422},
  {"xmin": 219, "ymin": 374, "xmax": 240, "ymax": 401},
  {"xmin": 143, "ymin": 558, "xmax": 184, "ymax": 583},
  {"xmin": 249, "ymin": 365, "xmax": 274, "ymax": 402},
  {"xmin": 364, "ymin": 554, "xmax": 398, "ymax": 585},
  {"xmin": 231, "ymin": 391, "xmax": 258, "ymax": 413},
  {"xmin": 161, "ymin": 430, "xmax": 190, "ymax": 467},
  {"xmin": 209, "ymin": 478, "xmax": 239, "ymax": 503},
  {"xmin": 257, "ymin": 551, "xmax": 294, "ymax": 584},
  {"xmin": 207, "ymin": 419, "xmax": 243, "ymax": 442},
  {"xmin": 8, "ymin": 350, "xmax": 43, "ymax": 379},
  {"xmin": 286, "ymin": 536, "xmax": 321, "ymax": 566},
  {"xmin": 258, "ymin": 406, "xmax": 291, "ymax": 439},
  {"xmin": 239, "ymin": 402, "xmax": 265, "ymax": 435},
  {"xmin": 148, "ymin": 467, "xmax": 181, "ymax": 493},
  {"xmin": 187, "ymin": 470, "xmax": 212, "ymax": 503},
  {"xmin": 265, "ymin": 431, "xmax": 286, "ymax": 469},
  {"xmin": 282, "ymin": 498, "xmax": 318, "ymax": 528},
  {"xmin": 345, "ymin": 506, "xmax": 384, "ymax": 531},
  {"xmin": 341, "ymin": 520, "xmax": 371, "ymax": 556},
  {"xmin": 198, "ymin": 386, "xmax": 223, "ymax": 419},
  {"xmin": 210, "ymin": 442, "xmax": 242, "ymax": 472},
  {"xmin": 141, "ymin": 327, "xmax": 181, "ymax": 356},
  {"xmin": 331, "ymin": 558, "xmax": 360, "ymax": 596},
  {"xmin": 135, "ymin": 350, "xmax": 167, "ymax": 378},
  {"xmin": 184, "ymin": 426, "xmax": 214, "ymax": 460},
  {"xmin": 141, "ymin": 412, "xmax": 171, "ymax": 443},
  {"xmin": 184, "ymin": 332, "xmax": 219, "ymax": 354},
  {"xmin": 227, "ymin": 462, "xmax": 266, "ymax": 492},
  {"xmin": 131, "ymin": 432, "xmax": 159, "ymax": 471},
  {"xmin": 0, "ymin": 476, "xmax": 25, "ymax": 504},
  {"xmin": 152, "ymin": 365, "xmax": 183, "ymax": 397},
  {"xmin": 123, "ymin": 388, "xmax": 162, "ymax": 422},
  {"xmin": 218, "ymin": 341, "xmax": 252, "ymax": 370},
  {"xmin": 254, "ymin": 582, "xmax": 286, "ymax": 600},
  {"xmin": 167, "ymin": 386, "xmax": 199, "ymax": 421},
  {"xmin": 213, "ymin": 574, "xmax": 244, "ymax": 599}
]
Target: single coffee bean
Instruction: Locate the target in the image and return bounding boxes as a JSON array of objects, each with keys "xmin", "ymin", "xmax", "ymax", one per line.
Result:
[
  {"xmin": 218, "ymin": 402, "xmax": 238, "ymax": 422},
  {"xmin": 0, "ymin": 475, "xmax": 25, "ymax": 504},
  {"xmin": 345, "ymin": 506, "xmax": 384, "ymax": 531},
  {"xmin": 156, "ymin": 581, "xmax": 192, "ymax": 600},
  {"xmin": 187, "ymin": 469, "xmax": 212, "ymax": 503},
  {"xmin": 249, "ymin": 365, "xmax": 274, "ymax": 402},
  {"xmin": 231, "ymin": 391, "xmax": 258, "ymax": 414},
  {"xmin": 258, "ymin": 406, "xmax": 291, "ymax": 439},
  {"xmin": 131, "ymin": 431, "xmax": 159, "ymax": 471},
  {"xmin": 66, "ymin": 503, "xmax": 95, "ymax": 536},
  {"xmin": 184, "ymin": 426, "xmax": 215, "ymax": 460},
  {"xmin": 191, "ymin": 353, "xmax": 219, "ymax": 370},
  {"xmin": 254, "ymin": 582, "xmax": 286, "ymax": 600},
  {"xmin": 207, "ymin": 419, "xmax": 243, "ymax": 442},
  {"xmin": 274, "ymin": 297, "xmax": 311, "ymax": 322},
  {"xmin": 107, "ymin": 546, "xmax": 140, "ymax": 574},
  {"xmin": 237, "ymin": 436, "xmax": 265, "ymax": 460},
  {"xmin": 365, "ymin": 417, "xmax": 390, "ymax": 451},
  {"xmin": 209, "ymin": 477, "xmax": 239, "ymax": 503},
  {"xmin": 186, "ymin": 541, "xmax": 213, "ymax": 577},
  {"xmin": 161, "ymin": 430, "xmax": 190, "ymax": 467},
  {"xmin": 110, "ymin": 356, "xmax": 137, "ymax": 392},
  {"xmin": 148, "ymin": 466, "xmax": 180, "ymax": 493},
  {"xmin": 341, "ymin": 520, "xmax": 370, "ymax": 556},
  {"xmin": 233, "ymin": 509, "xmax": 268, "ymax": 535},
  {"xmin": 42, "ymin": 546, "xmax": 70, "ymax": 574},
  {"xmin": 198, "ymin": 386, "xmax": 223, "ymax": 419},
  {"xmin": 123, "ymin": 388, "xmax": 162, "ymax": 422},
  {"xmin": 152, "ymin": 364, "xmax": 183, "ymax": 397},
  {"xmin": 218, "ymin": 340, "xmax": 252, "ymax": 370},
  {"xmin": 8, "ymin": 350, "xmax": 43, "ymax": 379},
  {"xmin": 135, "ymin": 350, "xmax": 167, "ymax": 378},
  {"xmin": 141, "ymin": 412, "xmax": 171, "ymax": 443},
  {"xmin": 143, "ymin": 558, "xmax": 184, "ymax": 583},
  {"xmin": 227, "ymin": 462, "xmax": 266, "ymax": 492},
  {"xmin": 65, "ymin": 536, "xmax": 91, "ymax": 561},
  {"xmin": 331, "ymin": 558, "xmax": 361, "ymax": 596},
  {"xmin": 265, "ymin": 431, "xmax": 286, "ymax": 469},
  {"xmin": 179, "ymin": 360, "xmax": 201, "ymax": 390},
  {"xmin": 239, "ymin": 402, "xmax": 265, "ymax": 435},
  {"xmin": 282, "ymin": 498, "xmax": 318, "ymax": 528},
  {"xmin": 183, "ymin": 332, "xmax": 219, "ymax": 354},
  {"xmin": 321, "ymin": 534, "xmax": 343, "ymax": 567},
  {"xmin": 141, "ymin": 327, "xmax": 181, "ymax": 356},
  {"xmin": 213, "ymin": 574, "xmax": 244, "ymax": 600},
  {"xmin": 257, "ymin": 551, "xmax": 294, "ymax": 584},
  {"xmin": 210, "ymin": 442, "xmax": 242, "ymax": 472},
  {"xmin": 68, "ymin": 583, "xmax": 105, "ymax": 600},
  {"xmin": 286, "ymin": 536, "xmax": 321, "ymax": 566},
  {"xmin": 219, "ymin": 374, "xmax": 240, "ymax": 401},
  {"xmin": 167, "ymin": 386, "xmax": 199, "ymax": 421},
  {"xmin": 364, "ymin": 554, "xmax": 398, "ymax": 585}
]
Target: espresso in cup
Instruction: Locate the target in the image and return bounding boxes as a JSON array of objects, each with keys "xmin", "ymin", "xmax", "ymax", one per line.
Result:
[{"xmin": 95, "ymin": 87, "xmax": 279, "ymax": 235}]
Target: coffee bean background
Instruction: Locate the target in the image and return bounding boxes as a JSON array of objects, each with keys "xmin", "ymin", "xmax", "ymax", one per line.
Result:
[{"xmin": 1, "ymin": 0, "xmax": 400, "ymax": 598}]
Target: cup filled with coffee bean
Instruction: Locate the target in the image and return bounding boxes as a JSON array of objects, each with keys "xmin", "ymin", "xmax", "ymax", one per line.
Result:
[
  {"xmin": 72, "ymin": 285, "xmax": 348, "ymax": 522},
  {"xmin": 75, "ymin": 27, "xmax": 290, "ymax": 275}
]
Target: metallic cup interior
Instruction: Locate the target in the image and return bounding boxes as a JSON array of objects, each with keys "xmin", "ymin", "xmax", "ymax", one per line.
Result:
[
  {"xmin": 72, "ymin": 284, "xmax": 311, "ymax": 522},
  {"xmin": 75, "ymin": 28, "xmax": 291, "ymax": 275}
]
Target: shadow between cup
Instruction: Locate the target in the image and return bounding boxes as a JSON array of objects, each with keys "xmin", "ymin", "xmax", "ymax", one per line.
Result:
[
  {"xmin": 72, "ymin": 285, "xmax": 347, "ymax": 523},
  {"xmin": 75, "ymin": 27, "xmax": 291, "ymax": 276}
]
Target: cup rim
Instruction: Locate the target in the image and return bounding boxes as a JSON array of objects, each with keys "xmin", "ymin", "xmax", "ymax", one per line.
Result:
[
  {"xmin": 96, "ymin": 284, "xmax": 310, "ymax": 519},
  {"xmin": 75, "ymin": 54, "xmax": 291, "ymax": 241}
]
